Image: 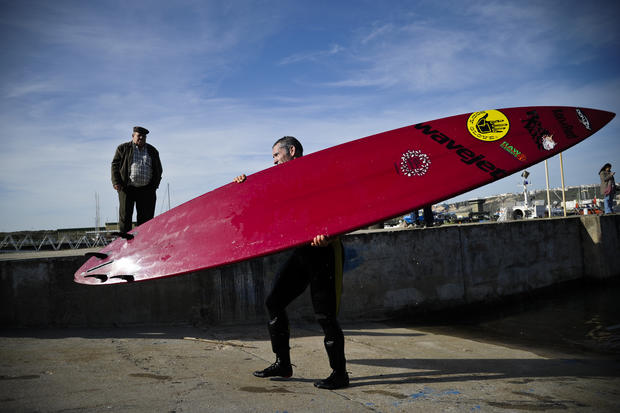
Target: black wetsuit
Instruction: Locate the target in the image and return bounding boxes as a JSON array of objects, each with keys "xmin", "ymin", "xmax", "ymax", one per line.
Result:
[{"xmin": 265, "ymin": 240, "xmax": 346, "ymax": 373}]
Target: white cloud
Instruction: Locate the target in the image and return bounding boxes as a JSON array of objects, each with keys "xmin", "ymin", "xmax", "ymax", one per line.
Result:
[
  {"xmin": 3, "ymin": 79, "xmax": 65, "ymax": 98},
  {"xmin": 360, "ymin": 23, "xmax": 394, "ymax": 45},
  {"xmin": 323, "ymin": 0, "xmax": 620, "ymax": 93},
  {"xmin": 1, "ymin": 0, "xmax": 619, "ymax": 231},
  {"xmin": 279, "ymin": 44, "xmax": 344, "ymax": 65}
]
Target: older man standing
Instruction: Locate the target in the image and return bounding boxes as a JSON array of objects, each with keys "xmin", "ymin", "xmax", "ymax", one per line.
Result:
[{"xmin": 111, "ymin": 126, "xmax": 163, "ymax": 234}]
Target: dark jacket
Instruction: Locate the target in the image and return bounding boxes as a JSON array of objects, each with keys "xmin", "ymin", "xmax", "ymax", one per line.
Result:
[{"xmin": 111, "ymin": 142, "xmax": 163, "ymax": 190}]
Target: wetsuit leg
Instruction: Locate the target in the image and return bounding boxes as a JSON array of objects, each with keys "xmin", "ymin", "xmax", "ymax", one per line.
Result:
[
  {"xmin": 317, "ymin": 317, "xmax": 346, "ymax": 373},
  {"xmin": 264, "ymin": 247, "xmax": 313, "ymax": 358},
  {"xmin": 266, "ymin": 313, "xmax": 290, "ymax": 359},
  {"xmin": 309, "ymin": 241, "xmax": 347, "ymax": 373}
]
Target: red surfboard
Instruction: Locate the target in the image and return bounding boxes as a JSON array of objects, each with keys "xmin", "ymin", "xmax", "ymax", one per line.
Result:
[{"xmin": 75, "ymin": 106, "xmax": 614, "ymax": 284}]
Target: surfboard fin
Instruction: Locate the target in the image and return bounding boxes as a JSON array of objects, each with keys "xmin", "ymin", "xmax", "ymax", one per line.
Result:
[
  {"xmin": 111, "ymin": 275, "xmax": 135, "ymax": 282},
  {"xmin": 84, "ymin": 274, "xmax": 108, "ymax": 282},
  {"xmin": 112, "ymin": 232, "xmax": 134, "ymax": 240},
  {"xmin": 85, "ymin": 260, "xmax": 114, "ymax": 273},
  {"xmin": 85, "ymin": 252, "xmax": 108, "ymax": 259}
]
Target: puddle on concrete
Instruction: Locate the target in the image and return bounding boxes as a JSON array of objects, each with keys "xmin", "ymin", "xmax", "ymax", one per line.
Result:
[
  {"xmin": 362, "ymin": 389, "xmax": 408, "ymax": 399},
  {"xmin": 486, "ymin": 400, "xmax": 568, "ymax": 410},
  {"xmin": 129, "ymin": 373, "xmax": 171, "ymax": 381},
  {"xmin": 487, "ymin": 392, "xmax": 588, "ymax": 411},
  {"xmin": 0, "ymin": 375, "xmax": 40, "ymax": 381},
  {"xmin": 395, "ymin": 278, "xmax": 620, "ymax": 356},
  {"xmin": 238, "ymin": 386, "xmax": 292, "ymax": 394}
]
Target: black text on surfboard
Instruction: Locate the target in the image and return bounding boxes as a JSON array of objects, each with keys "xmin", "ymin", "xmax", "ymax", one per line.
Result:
[{"xmin": 413, "ymin": 123, "xmax": 508, "ymax": 180}]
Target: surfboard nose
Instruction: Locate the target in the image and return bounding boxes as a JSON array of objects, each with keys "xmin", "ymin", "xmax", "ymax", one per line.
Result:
[{"xmin": 583, "ymin": 108, "xmax": 615, "ymax": 133}]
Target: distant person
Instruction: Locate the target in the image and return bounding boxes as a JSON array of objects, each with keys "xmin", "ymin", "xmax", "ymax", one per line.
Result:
[
  {"xmin": 111, "ymin": 126, "xmax": 163, "ymax": 234},
  {"xmin": 233, "ymin": 136, "xmax": 349, "ymax": 390},
  {"xmin": 411, "ymin": 205, "xmax": 434, "ymax": 227},
  {"xmin": 599, "ymin": 163, "xmax": 617, "ymax": 214},
  {"xmin": 410, "ymin": 209, "xmax": 421, "ymax": 226},
  {"xmin": 423, "ymin": 204, "xmax": 434, "ymax": 227}
]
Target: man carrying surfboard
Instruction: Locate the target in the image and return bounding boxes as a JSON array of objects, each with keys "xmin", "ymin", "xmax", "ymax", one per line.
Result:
[{"xmin": 234, "ymin": 136, "xmax": 349, "ymax": 390}]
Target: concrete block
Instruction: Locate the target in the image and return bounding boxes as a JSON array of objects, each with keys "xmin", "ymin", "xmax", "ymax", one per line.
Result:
[
  {"xmin": 1, "ymin": 215, "xmax": 619, "ymax": 327},
  {"xmin": 580, "ymin": 214, "xmax": 620, "ymax": 279}
]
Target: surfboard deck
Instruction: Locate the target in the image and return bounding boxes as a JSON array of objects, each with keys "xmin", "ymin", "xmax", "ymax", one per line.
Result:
[{"xmin": 75, "ymin": 106, "xmax": 615, "ymax": 285}]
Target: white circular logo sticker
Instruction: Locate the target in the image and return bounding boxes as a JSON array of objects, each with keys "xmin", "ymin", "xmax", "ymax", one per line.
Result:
[{"xmin": 399, "ymin": 150, "xmax": 431, "ymax": 177}]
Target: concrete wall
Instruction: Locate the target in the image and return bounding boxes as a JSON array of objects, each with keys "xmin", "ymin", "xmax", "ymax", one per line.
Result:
[{"xmin": 1, "ymin": 215, "xmax": 619, "ymax": 328}]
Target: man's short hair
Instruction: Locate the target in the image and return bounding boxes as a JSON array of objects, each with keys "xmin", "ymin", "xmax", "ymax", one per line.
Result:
[{"xmin": 273, "ymin": 136, "xmax": 303, "ymax": 158}]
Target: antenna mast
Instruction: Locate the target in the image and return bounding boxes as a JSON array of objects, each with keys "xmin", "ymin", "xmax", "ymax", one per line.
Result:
[{"xmin": 95, "ymin": 192, "xmax": 101, "ymax": 234}]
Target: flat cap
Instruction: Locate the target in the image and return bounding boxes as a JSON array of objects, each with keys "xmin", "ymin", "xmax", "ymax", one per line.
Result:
[{"xmin": 133, "ymin": 126, "xmax": 149, "ymax": 135}]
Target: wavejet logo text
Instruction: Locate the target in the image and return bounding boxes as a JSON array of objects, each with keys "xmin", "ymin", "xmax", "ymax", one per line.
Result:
[{"xmin": 414, "ymin": 123, "xmax": 508, "ymax": 180}]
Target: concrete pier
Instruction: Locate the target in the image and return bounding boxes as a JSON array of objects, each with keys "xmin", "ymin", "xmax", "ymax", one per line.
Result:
[
  {"xmin": 1, "ymin": 215, "xmax": 619, "ymax": 412},
  {"xmin": 1, "ymin": 316, "xmax": 619, "ymax": 412},
  {"xmin": 1, "ymin": 215, "xmax": 619, "ymax": 328}
]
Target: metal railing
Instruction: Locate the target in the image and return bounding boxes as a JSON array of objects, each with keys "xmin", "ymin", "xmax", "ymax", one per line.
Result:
[{"xmin": 0, "ymin": 233, "xmax": 113, "ymax": 252}]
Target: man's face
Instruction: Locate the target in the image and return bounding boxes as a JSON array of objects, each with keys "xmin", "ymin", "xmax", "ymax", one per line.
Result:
[
  {"xmin": 272, "ymin": 144, "xmax": 294, "ymax": 165},
  {"xmin": 132, "ymin": 132, "xmax": 146, "ymax": 147}
]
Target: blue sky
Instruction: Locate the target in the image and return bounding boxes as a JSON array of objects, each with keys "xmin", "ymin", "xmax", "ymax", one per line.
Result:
[{"xmin": 1, "ymin": 0, "xmax": 619, "ymax": 231}]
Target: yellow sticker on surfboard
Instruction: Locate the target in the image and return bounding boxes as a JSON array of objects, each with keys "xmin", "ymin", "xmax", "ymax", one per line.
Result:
[{"xmin": 467, "ymin": 110, "xmax": 510, "ymax": 142}]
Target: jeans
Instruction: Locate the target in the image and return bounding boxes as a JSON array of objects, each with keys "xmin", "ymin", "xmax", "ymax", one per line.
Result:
[{"xmin": 604, "ymin": 194, "xmax": 615, "ymax": 214}]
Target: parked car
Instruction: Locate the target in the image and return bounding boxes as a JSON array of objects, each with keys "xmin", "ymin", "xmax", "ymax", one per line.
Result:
[{"xmin": 403, "ymin": 211, "xmax": 444, "ymax": 226}]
